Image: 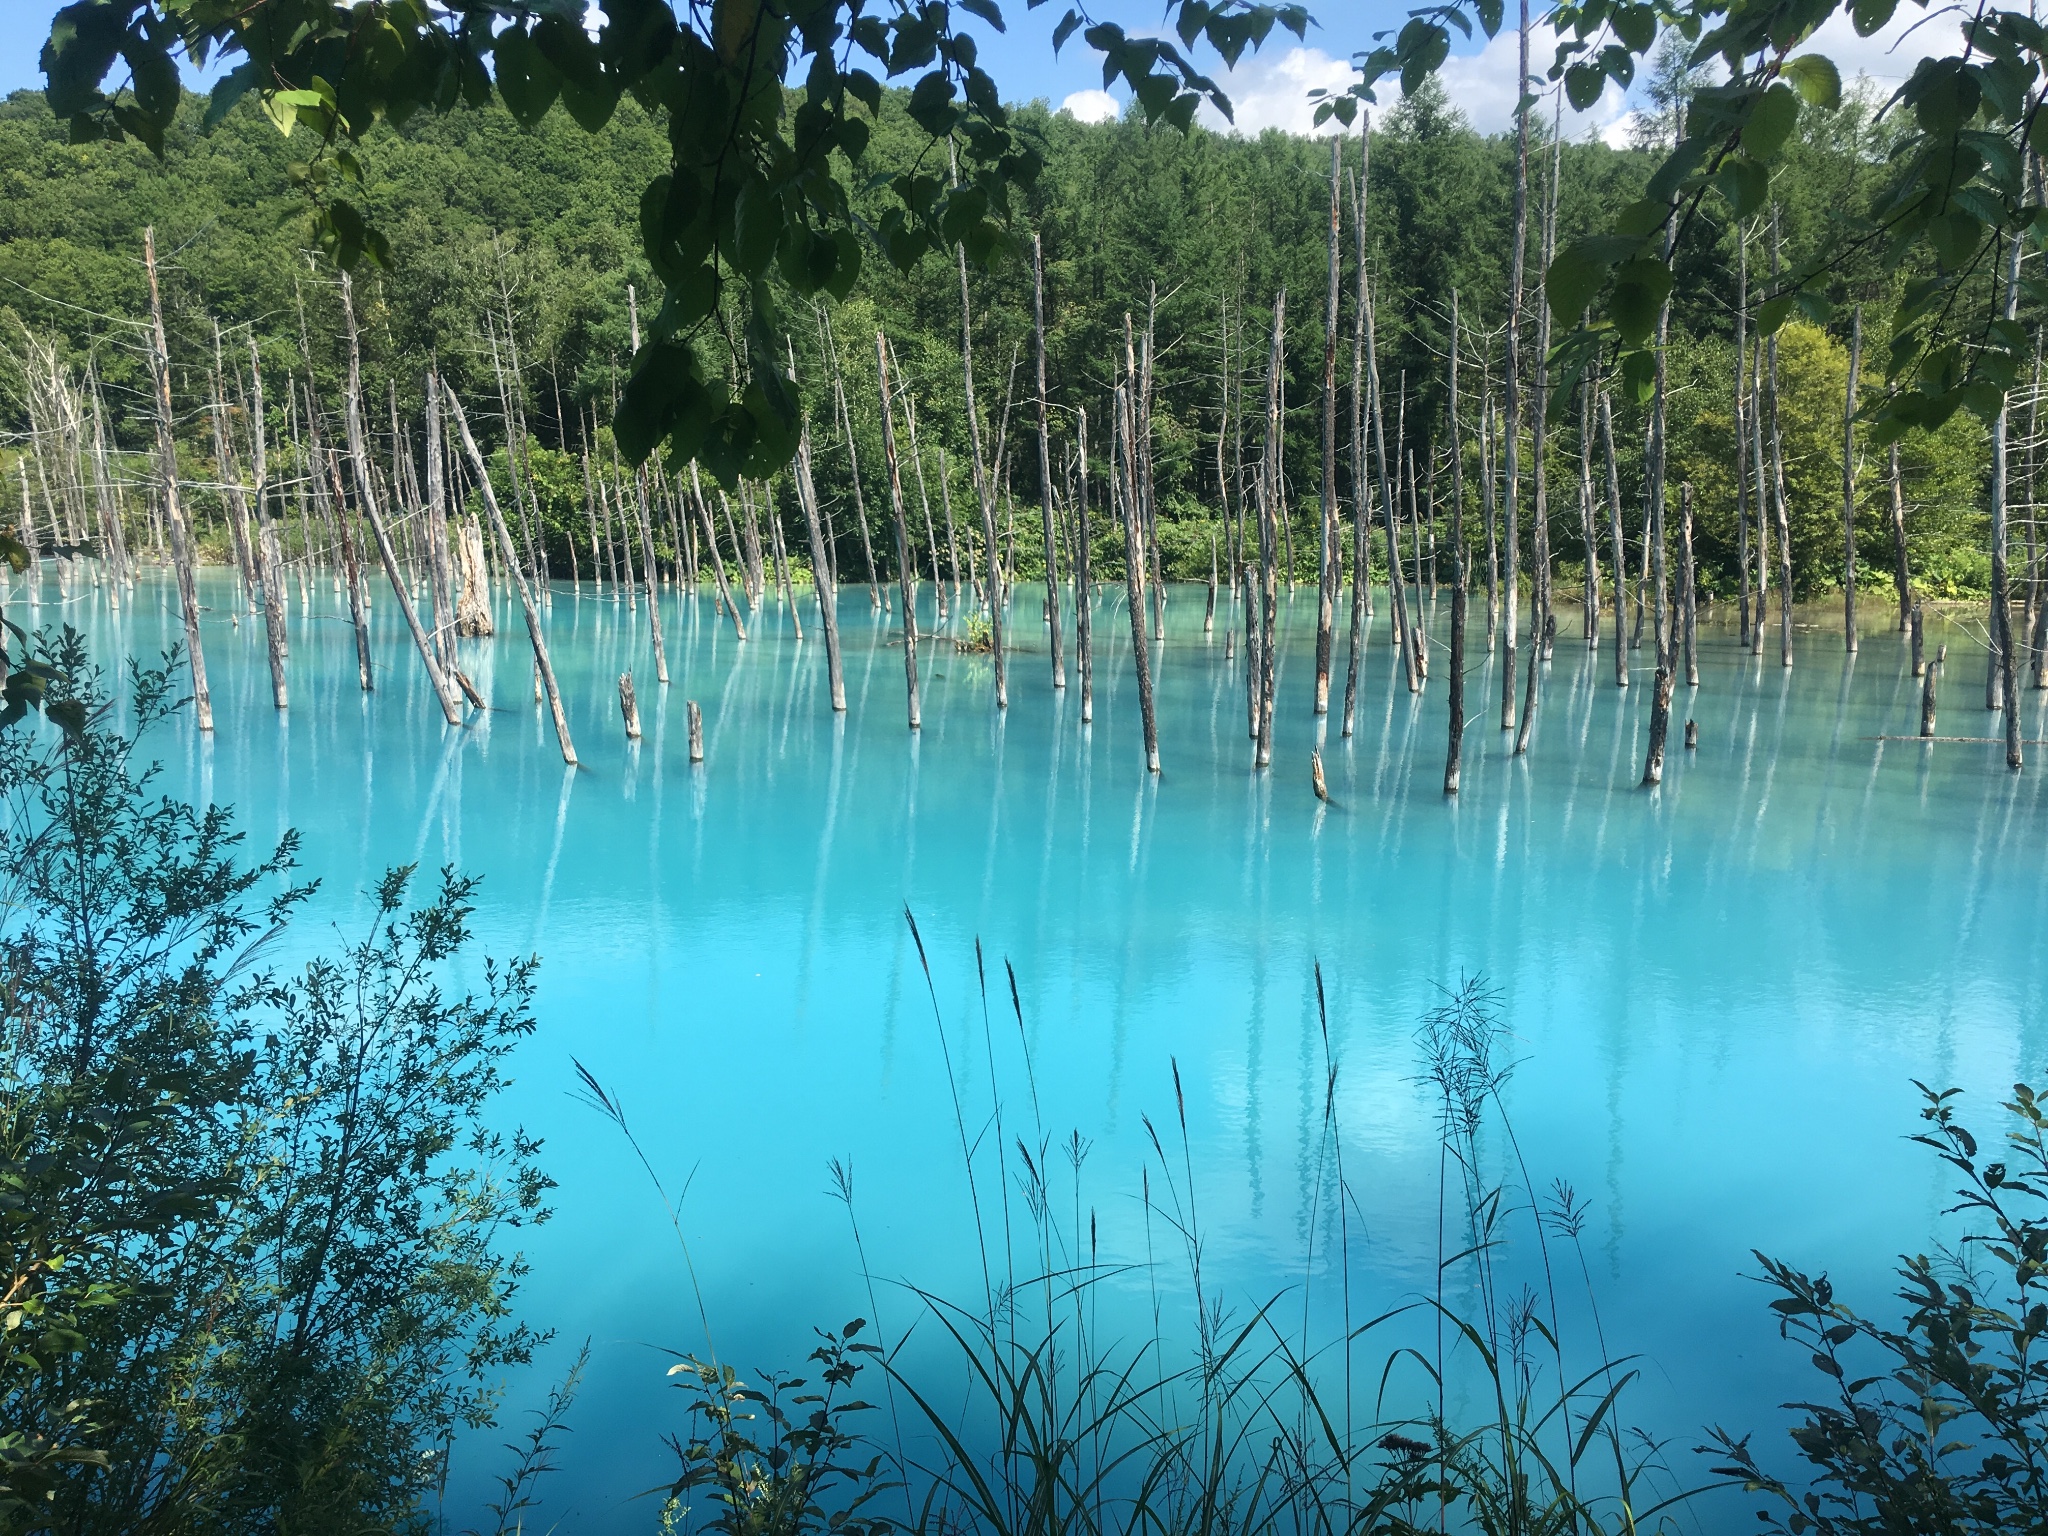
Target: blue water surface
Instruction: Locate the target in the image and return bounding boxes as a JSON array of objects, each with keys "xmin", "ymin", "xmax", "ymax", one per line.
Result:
[{"xmin": 21, "ymin": 562, "xmax": 2047, "ymax": 1532}]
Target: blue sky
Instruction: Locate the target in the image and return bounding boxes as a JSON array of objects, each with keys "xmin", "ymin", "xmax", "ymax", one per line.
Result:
[{"xmin": 0, "ymin": 1, "xmax": 1937, "ymax": 144}]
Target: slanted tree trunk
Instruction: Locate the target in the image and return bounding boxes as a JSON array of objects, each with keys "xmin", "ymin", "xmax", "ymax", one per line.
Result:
[
  {"xmin": 142, "ymin": 228, "xmax": 211, "ymax": 730},
  {"xmin": 446, "ymin": 390, "xmax": 576, "ymax": 764},
  {"xmin": 342, "ymin": 276, "xmax": 461, "ymax": 724},
  {"xmin": 958, "ymin": 240, "xmax": 1006, "ymax": 707},
  {"xmin": 425, "ymin": 369, "xmax": 457, "ymax": 669},
  {"xmin": 324, "ymin": 448, "xmax": 375, "ymax": 691},
  {"xmin": 793, "ymin": 423, "xmax": 844, "ymax": 710},
  {"xmin": 691, "ymin": 468, "xmax": 747, "ymax": 641},
  {"xmin": 822, "ymin": 311, "xmax": 882, "ymax": 611}
]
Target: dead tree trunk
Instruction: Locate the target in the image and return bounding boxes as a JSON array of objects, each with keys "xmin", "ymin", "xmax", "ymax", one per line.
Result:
[
  {"xmin": 1843, "ymin": 304, "xmax": 1862, "ymax": 654},
  {"xmin": 1500, "ymin": 0, "xmax": 1531, "ymax": 732},
  {"xmin": 1991, "ymin": 221, "xmax": 2023, "ymax": 768},
  {"xmin": 1642, "ymin": 664, "xmax": 1674, "ymax": 786},
  {"xmin": 1315, "ymin": 136, "xmax": 1342, "ymax": 715},
  {"xmin": 1769, "ymin": 209, "xmax": 1794, "ymax": 668},
  {"xmin": 447, "ymin": 391, "xmax": 576, "ymax": 763},
  {"xmin": 1445, "ymin": 291, "xmax": 1468, "ymax": 795},
  {"xmin": 1033, "ymin": 234, "xmax": 1065, "ymax": 689},
  {"xmin": 876, "ymin": 332, "xmax": 922, "ymax": 731},
  {"xmin": 1342, "ymin": 155, "xmax": 1372, "ymax": 735},
  {"xmin": 1076, "ymin": 406, "xmax": 1095, "ymax": 724},
  {"xmin": 1889, "ymin": 443, "xmax": 1913, "ymax": 636},
  {"xmin": 325, "ymin": 448, "xmax": 375, "ymax": 691},
  {"xmin": 1256, "ymin": 294, "xmax": 1285, "ymax": 767},
  {"xmin": 1680, "ymin": 482, "xmax": 1699, "ymax": 688},
  {"xmin": 1736, "ymin": 224, "xmax": 1754, "ymax": 648},
  {"xmin": 794, "ymin": 424, "xmax": 845, "ymax": 710},
  {"xmin": 245, "ymin": 335, "xmax": 289, "ymax": 709},
  {"xmin": 691, "ymin": 467, "xmax": 747, "ymax": 641},
  {"xmin": 1600, "ymin": 391, "xmax": 1628, "ymax": 688},
  {"xmin": 141, "ymin": 227, "xmax": 211, "ymax": 730},
  {"xmin": 1117, "ymin": 384, "xmax": 1159, "ymax": 771},
  {"xmin": 958, "ymin": 241, "xmax": 1006, "ymax": 707},
  {"xmin": 342, "ymin": 276, "xmax": 461, "ymax": 724},
  {"xmin": 1921, "ymin": 643, "xmax": 1945, "ymax": 736}
]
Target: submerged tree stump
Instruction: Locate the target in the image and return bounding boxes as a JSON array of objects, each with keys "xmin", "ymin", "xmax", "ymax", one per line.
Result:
[
  {"xmin": 455, "ymin": 517, "xmax": 494, "ymax": 637},
  {"xmin": 1922, "ymin": 644, "xmax": 1946, "ymax": 737},
  {"xmin": 619, "ymin": 671, "xmax": 641, "ymax": 739},
  {"xmin": 687, "ymin": 699, "xmax": 704, "ymax": 763},
  {"xmin": 1642, "ymin": 665, "xmax": 1675, "ymax": 786}
]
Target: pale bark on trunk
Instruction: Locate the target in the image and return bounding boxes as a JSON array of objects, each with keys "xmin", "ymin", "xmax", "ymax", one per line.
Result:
[
  {"xmin": 1445, "ymin": 291, "xmax": 1468, "ymax": 795},
  {"xmin": 1843, "ymin": 305, "xmax": 1862, "ymax": 654},
  {"xmin": 142, "ymin": 228, "xmax": 211, "ymax": 730},
  {"xmin": 876, "ymin": 332, "xmax": 922, "ymax": 731},
  {"xmin": 342, "ymin": 276, "xmax": 461, "ymax": 724},
  {"xmin": 1599, "ymin": 392, "xmax": 1628, "ymax": 687},
  {"xmin": 794, "ymin": 425, "xmax": 845, "ymax": 710},
  {"xmin": 446, "ymin": 390, "xmax": 576, "ymax": 763},
  {"xmin": 1076, "ymin": 407, "xmax": 1095, "ymax": 724},
  {"xmin": 1117, "ymin": 384, "xmax": 1159, "ymax": 771},
  {"xmin": 1315, "ymin": 136, "xmax": 1342, "ymax": 715},
  {"xmin": 958, "ymin": 243, "xmax": 1007, "ymax": 707},
  {"xmin": 692, "ymin": 469, "xmax": 747, "ymax": 640},
  {"xmin": 246, "ymin": 335, "xmax": 289, "ymax": 708},
  {"xmin": 1033, "ymin": 235, "xmax": 1065, "ymax": 688},
  {"xmin": 1500, "ymin": 0, "xmax": 1530, "ymax": 731}
]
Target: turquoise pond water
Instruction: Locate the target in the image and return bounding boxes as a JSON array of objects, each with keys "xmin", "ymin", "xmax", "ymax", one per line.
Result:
[{"xmin": 17, "ymin": 562, "xmax": 2048, "ymax": 1530}]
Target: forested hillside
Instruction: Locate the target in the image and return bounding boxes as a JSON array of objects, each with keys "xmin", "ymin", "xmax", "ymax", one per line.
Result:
[{"xmin": 0, "ymin": 75, "xmax": 1995, "ymax": 598}]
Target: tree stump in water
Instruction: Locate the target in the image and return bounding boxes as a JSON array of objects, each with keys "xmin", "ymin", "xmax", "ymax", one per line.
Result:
[
  {"xmin": 1922, "ymin": 644, "xmax": 1946, "ymax": 738},
  {"xmin": 687, "ymin": 700, "xmax": 704, "ymax": 763},
  {"xmin": 1910, "ymin": 604, "xmax": 1924, "ymax": 677},
  {"xmin": 1642, "ymin": 666, "xmax": 1675, "ymax": 786},
  {"xmin": 1311, "ymin": 751, "xmax": 1328, "ymax": 802},
  {"xmin": 1684, "ymin": 718, "xmax": 1698, "ymax": 750},
  {"xmin": 619, "ymin": 671, "xmax": 641, "ymax": 739},
  {"xmin": 455, "ymin": 517, "xmax": 494, "ymax": 637}
]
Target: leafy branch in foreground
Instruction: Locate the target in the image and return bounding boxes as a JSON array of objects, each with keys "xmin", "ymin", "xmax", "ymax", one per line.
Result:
[
  {"xmin": 0, "ymin": 628, "xmax": 551, "ymax": 1535},
  {"xmin": 1707, "ymin": 1079, "xmax": 2048, "ymax": 1534},
  {"xmin": 40, "ymin": 0, "xmax": 1303, "ymax": 483}
]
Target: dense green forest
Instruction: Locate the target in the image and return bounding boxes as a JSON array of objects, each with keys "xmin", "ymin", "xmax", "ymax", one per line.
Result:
[{"xmin": 0, "ymin": 74, "xmax": 1999, "ymax": 601}]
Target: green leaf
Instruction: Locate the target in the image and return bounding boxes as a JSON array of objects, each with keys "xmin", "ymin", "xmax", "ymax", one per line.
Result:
[
  {"xmin": 494, "ymin": 29, "xmax": 561, "ymax": 127},
  {"xmin": 1743, "ymin": 82, "xmax": 1800, "ymax": 160},
  {"xmin": 959, "ymin": 0, "xmax": 1007, "ymax": 31},
  {"xmin": 1609, "ymin": 256, "xmax": 1672, "ymax": 345},
  {"xmin": 1716, "ymin": 154, "xmax": 1770, "ymax": 218},
  {"xmin": 1782, "ymin": 54, "xmax": 1841, "ymax": 109},
  {"xmin": 1755, "ymin": 294, "xmax": 1795, "ymax": 335}
]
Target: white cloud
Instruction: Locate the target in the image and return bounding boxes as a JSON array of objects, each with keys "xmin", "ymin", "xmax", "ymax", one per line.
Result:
[
  {"xmin": 1060, "ymin": 88, "xmax": 1122, "ymax": 123},
  {"xmin": 1804, "ymin": 5, "xmax": 1966, "ymax": 87},
  {"xmin": 1434, "ymin": 25, "xmax": 1632, "ymax": 140},
  {"xmin": 1195, "ymin": 46, "xmax": 1361, "ymax": 136}
]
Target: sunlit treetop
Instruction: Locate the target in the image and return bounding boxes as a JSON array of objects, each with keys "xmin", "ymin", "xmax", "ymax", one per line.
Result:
[
  {"xmin": 38, "ymin": 0, "xmax": 1307, "ymax": 482},
  {"xmin": 1320, "ymin": 0, "xmax": 2048, "ymax": 441}
]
